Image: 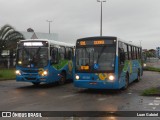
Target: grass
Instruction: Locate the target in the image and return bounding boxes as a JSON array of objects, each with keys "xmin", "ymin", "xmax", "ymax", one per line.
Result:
[
  {"xmin": 142, "ymin": 66, "xmax": 160, "ymax": 96},
  {"xmin": 143, "ymin": 66, "xmax": 160, "ymax": 72},
  {"xmin": 142, "ymin": 87, "xmax": 160, "ymax": 96},
  {"xmin": 0, "ymin": 69, "xmax": 16, "ymax": 80}
]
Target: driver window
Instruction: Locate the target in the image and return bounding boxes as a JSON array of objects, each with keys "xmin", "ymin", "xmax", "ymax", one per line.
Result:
[{"xmin": 119, "ymin": 42, "xmax": 125, "ymax": 64}]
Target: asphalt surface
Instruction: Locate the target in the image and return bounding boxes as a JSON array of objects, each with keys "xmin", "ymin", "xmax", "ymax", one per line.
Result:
[{"xmin": 0, "ymin": 71, "xmax": 160, "ymax": 120}]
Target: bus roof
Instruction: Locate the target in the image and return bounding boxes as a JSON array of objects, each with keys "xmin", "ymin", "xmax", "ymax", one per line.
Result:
[
  {"xmin": 77, "ymin": 36, "xmax": 117, "ymax": 41},
  {"xmin": 118, "ymin": 38, "xmax": 141, "ymax": 48},
  {"xmin": 20, "ymin": 39, "xmax": 74, "ymax": 47}
]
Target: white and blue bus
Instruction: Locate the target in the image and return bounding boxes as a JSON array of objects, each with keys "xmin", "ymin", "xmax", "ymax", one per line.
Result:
[
  {"xmin": 16, "ymin": 39, "xmax": 74, "ymax": 85},
  {"xmin": 74, "ymin": 36, "xmax": 143, "ymax": 89}
]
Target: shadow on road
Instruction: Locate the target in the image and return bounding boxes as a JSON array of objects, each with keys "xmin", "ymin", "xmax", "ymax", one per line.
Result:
[
  {"xmin": 75, "ymin": 80, "xmax": 142, "ymax": 95},
  {"xmin": 76, "ymin": 88, "xmax": 124, "ymax": 95},
  {"xmin": 16, "ymin": 79, "xmax": 73, "ymax": 90}
]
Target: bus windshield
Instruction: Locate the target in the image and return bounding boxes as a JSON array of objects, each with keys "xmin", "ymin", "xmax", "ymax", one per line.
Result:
[
  {"xmin": 16, "ymin": 47, "xmax": 48, "ymax": 68},
  {"xmin": 76, "ymin": 46, "xmax": 116, "ymax": 72}
]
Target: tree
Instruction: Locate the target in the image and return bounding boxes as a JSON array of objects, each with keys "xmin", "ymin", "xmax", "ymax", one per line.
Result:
[
  {"xmin": 27, "ymin": 28, "xmax": 34, "ymax": 32},
  {"xmin": 0, "ymin": 24, "xmax": 24, "ymax": 67}
]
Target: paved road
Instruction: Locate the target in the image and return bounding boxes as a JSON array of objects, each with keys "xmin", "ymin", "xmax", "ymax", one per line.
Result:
[{"xmin": 0, "ymin": 71, "xmax": 160, "ymax": 120}]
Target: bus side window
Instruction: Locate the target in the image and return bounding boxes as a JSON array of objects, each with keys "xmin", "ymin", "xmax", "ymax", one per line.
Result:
[
  {"xmin": 65, "ymin": 47, "xmax": 69, "ymax": 59},
  {"xmin": 68, "ymin": 48, "xmax": 73, "ymax": 60},
  {"xmin": 59, "ymin": 47, "xmax": 65, "ymax": 60},
  {"xmin": 118, "ymin": 42, "xmax": 125, "ymax": 64},
  {"xmin": 128, "ymin": 45, "xmax": 132, "ymax": 60},
  {"xmin": 51, "ymin": 48, "xmax": 59, "ymax": 64},
  {"xmin": 123, "ymin": 43, "xmax": 128, "ymax": 60},
  {"xmin": 119, "ymin": 48, "xmax": 125, "ymax": 64}
]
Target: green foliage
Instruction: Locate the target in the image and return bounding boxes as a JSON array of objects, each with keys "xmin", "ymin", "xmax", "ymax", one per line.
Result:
[
  {"xmin": 144, "ymin": 66, "xmax": 160, "ymax": 72},
  {"xmin": 142, "ymin": 87, "xmax": 160, "ymax": 96},
  {"xmin": 0, "ymin": 24, "xmax": 24, "ymax": 56},
  {"xmin": 0, "ymin": 69, "xmax": 16, "ymax": 80},
  {"xmin": 144, "ymin": 50, "xmax": 155, "ymax": 58}
]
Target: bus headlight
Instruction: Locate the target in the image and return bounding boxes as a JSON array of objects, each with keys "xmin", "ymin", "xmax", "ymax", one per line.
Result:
[
  {"xmin": 75, "ymin": 75, "xmax": 80, "ymax": 80},
  {"xmin": 18, "ymin": 61, "xmax": 22, "ymax": 65},
  {"xmin": 108, "ymin": 75, "xmax": 115, "ymax": 81},
  {"xmin": 42, "ymin": 70, "xmax": 48, "ymax": 76},
  {"xmin": 143, "ymin": 63, "xmax": 147, "ymax": 67},
  {"xmin": 15, "ymin": 70, "xmax": 21, "ymax": 75}
]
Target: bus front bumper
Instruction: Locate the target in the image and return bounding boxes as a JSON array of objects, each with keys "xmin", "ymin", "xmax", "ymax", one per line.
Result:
[
  {"xmin": 74, "ymin": 80, "xmax": 120, "ymax": 89},
  {"xmin": 16, "ymin": 75, "xmax": 49, "ymax": 83}
]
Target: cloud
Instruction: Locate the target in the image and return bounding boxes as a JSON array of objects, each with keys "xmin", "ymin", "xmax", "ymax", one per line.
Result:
[{"xmin": 0, "ymin": 0, "xmax": 160, "ymax": 49}]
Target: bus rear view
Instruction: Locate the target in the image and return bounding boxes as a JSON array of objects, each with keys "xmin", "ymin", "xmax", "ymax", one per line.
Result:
[{"xmin": 74, "ymin": 36, "xmax": 118, "ymax": 89}]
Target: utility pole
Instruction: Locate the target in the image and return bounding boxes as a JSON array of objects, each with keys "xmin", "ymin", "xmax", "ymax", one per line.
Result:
[
  {"xmin": 97, "ymin": 0, "xmax": 106, "ymax": 36},
  {"xmin": 46, "ymin": 20, "xmax": 52, "ymax": 34}
]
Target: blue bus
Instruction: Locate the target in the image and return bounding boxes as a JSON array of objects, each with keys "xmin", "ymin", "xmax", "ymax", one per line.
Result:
[
  {"xmin": 74, "ymin": 36, "xmax": 143, "ymax": 89},
  {"xmin": 16, "ymin": 39, "xmax": 74, "ymax": 85}
]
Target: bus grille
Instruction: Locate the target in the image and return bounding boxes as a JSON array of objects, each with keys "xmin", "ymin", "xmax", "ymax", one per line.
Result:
[
  {"xmin": 25, "ymin": 77, "xmax": 37, "ymax": 80},
  {"xmin": 22, "ymin": 69, "xmax": 38, "ymax": 74}
]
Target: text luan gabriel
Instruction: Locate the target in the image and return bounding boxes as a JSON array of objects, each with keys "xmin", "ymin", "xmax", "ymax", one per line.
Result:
[{"xmin": 137, "ymin": 112, "xmax": 158, "ymax": 117}]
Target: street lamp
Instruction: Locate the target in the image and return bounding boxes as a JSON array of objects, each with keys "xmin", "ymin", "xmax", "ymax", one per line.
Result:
[
  {"xmin": 46, "ymin": 20, "xmax": 52, "ymax": 34},
  {"xmin": 97, "ymin": 0, "xmax": 106, "ymax": 36}
]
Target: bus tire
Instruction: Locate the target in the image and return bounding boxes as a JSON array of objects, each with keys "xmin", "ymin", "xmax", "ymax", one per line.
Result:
[
  {"xmin": 135, "ymin": 70, "xmax": 141, "ymax": 82},
  {"xmin": 32, "ymin": 82, "xmax": 40, "ymax": 86},
  {"xmin": 122, "ymin": 74, "xmax": 129, "ymax": 90},
  {"xmin": 58, "ymin": 72, "xmax": 66, "ymax": 85}
]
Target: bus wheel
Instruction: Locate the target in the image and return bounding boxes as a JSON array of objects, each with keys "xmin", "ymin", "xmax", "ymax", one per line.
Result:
[
  {"xmin": 136, "ymin": 70, "xmax": 141, "ymax": 82},
  {"xmin": 58, "ymin": 72, "xmax": 66, "ymax": 85},
  {"xmin": 122, "ymin": 74, "xmax": 129, "ymax": 90},
  {"xmin": 32, "ymin": 82, "xmax": 40, "ymax": 86}
]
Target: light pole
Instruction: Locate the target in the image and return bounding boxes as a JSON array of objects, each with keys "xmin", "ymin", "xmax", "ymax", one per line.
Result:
[
  {"xmin": 97, "ymin": 0, "xmax": 106, "ymax": 36},
  {"xmin": 46, "ymin": 20, "xmax": 52, "ymax": 34}
]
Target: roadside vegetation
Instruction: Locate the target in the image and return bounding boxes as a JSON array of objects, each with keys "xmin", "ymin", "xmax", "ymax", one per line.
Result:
[
  {"xmin": 0, "ymin": 69, "xmax": 15, "ymax": 80},
  {"xmin": 143, "ymin": 66, "xmax": 160, "ymax": 72},
  {"xmin": 142, "ymin": 65, "xmax": 160, "ymax": 96},
  {"xmin": 142, "ymin": 87, "xmax": 160, "ymax": 96}
]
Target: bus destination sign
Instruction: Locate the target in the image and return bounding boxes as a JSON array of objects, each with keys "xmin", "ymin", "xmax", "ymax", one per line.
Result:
[
  {"xmin": 19, "ymin": 41, "xmax": 48, "ymax": 47},
  {"xmin": 94, "ymin": 40, "xmax": 104, "ymax": 45},
  {"xmin": 77, "ymin": 39, "xmax": 115, "ymax": 46},
  {"xmin": 80, "ymin": 41, "xmax": 86, "ymax": 46}
]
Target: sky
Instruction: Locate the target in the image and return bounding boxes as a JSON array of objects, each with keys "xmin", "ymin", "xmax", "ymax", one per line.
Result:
[{"xmin": 0, "ymin": 0, "xmax": 160, "ymax": 49}]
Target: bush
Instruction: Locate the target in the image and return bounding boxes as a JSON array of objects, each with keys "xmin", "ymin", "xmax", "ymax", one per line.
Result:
[
  {"xmin": 0, "ymin": 69, "xmax": 15, "ymax": 80},
  {"xmin": 142, "ymin": 87, "xmax": 160, "ymax": 96},
  {"xmin": 143, "ymin": 66, "xmax": 160, "ymax": 72}
]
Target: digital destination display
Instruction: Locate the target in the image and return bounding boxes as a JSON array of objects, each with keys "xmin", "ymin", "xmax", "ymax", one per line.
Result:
[
  {"xmin": 80, "ymin": 41, "xmax": 86, "ymax": 46},
  {"xmin": 18, "ymin": 41, "xmax": 48, "ymax": 47},
  {"xmin": 77, "ymin": 39, "xmax": 115, "ymax": 46},
  {"xmin": 24, "ymin": 42, "xmax": 43, "ymax": 46},
  {"xmin": 94, "ymin": 40, "xmax": 104, "ymax": 45},
  {"xmin": 80, "ymin": 66, "xmax": 89, "ymax": 70}
]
